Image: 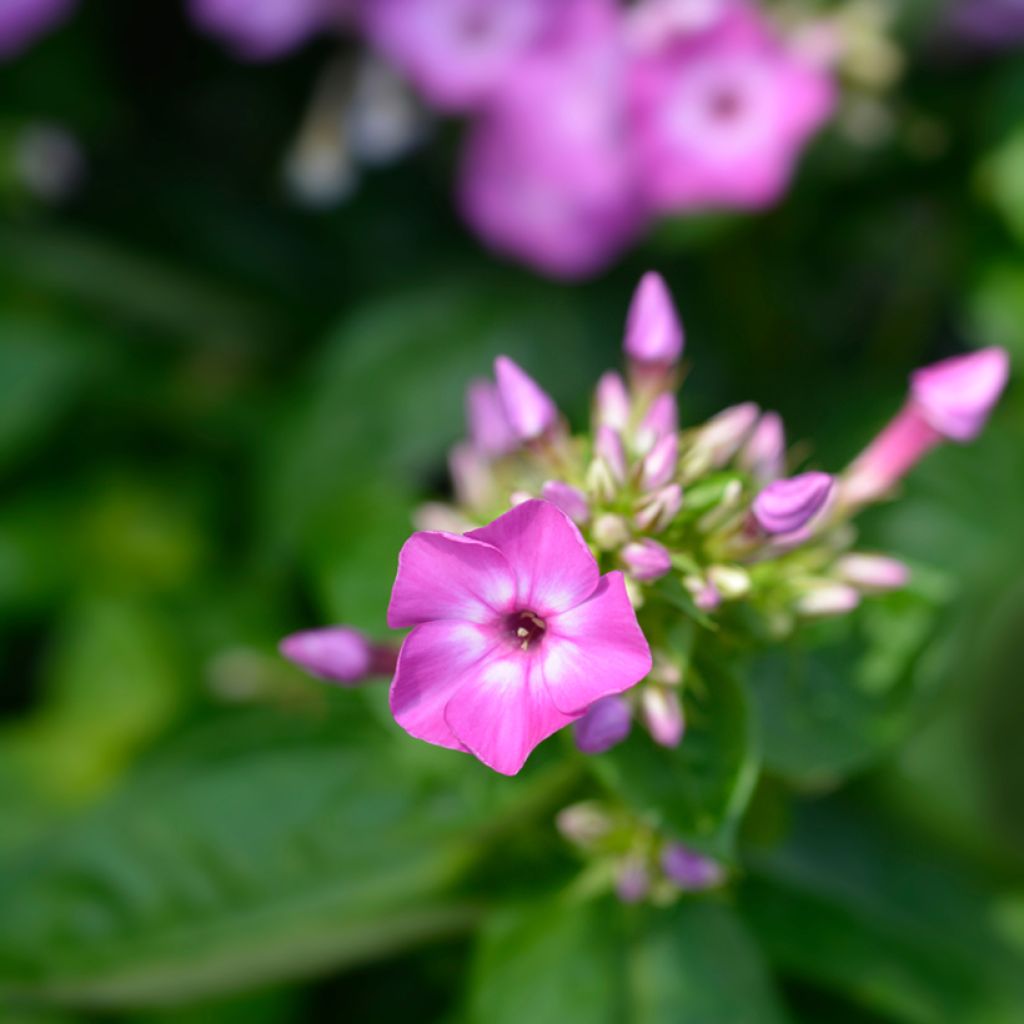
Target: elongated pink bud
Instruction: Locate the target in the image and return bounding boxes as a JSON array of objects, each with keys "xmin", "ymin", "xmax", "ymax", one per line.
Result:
[
  {"xmin": 641, "ymin": 431, "xmax": 678, "ymax": 491},
  {"xmin": 752, "ymin": 472, "xmax": 834, "ymax": 535},
  {"xmin": 449, "ymin": 442, "xmax": 496, "ymax": 510},
  {"xmin": 594, "ymin": 371, "xmax": 631, "ymax": 432},
  {"xmin": 836, "ymin": 553, "xmax": 909, "ymax": 591},
  {"xmin": 661, "ymin": 844, "xmax": 724, "ymax": 891},
  {"xmin": 636, "ymin": 392, "xmax": 678, "ymax": 453},
  {"xmin": 573, "ymin": 695, "xmax": 632, "ymax": 754},
  {"xmin": 541, "ymin": 480, "xmax": 590, "ymax": 524},
  {"xmin": 641, "ymin": 685, "xmax": 684, "ymax": 748},
  {"xmin": 795, "ymin": 583, "xmax": 860, "ymax": 617},
  {"xmin": 634, "ymin": 483, "xmax": 683, "ymax": 533},
  {"xmin": 280, "ymin": 626, "xmax": 396, "ymax": 685},
  {"xmin": 621, "ymin": 539, "xmax": 672, "ymax": 582},
  {"xmin": 466, "ymin": 378, "xmax": 517, "ymax": 456},
  {"xmin": 624, "ymin": 271, "xmax": 684, "ymax": 365},
  {"xmin": 688, "ymin": 402, "xmax": 760, "ymax": 471},
  {"xmin": 494, "ymin": 355, "xmax": 559, "ymax": 442},
  {"xmin": 596, "ymin": 425, "xmax": 628, "ymax": 482},
  {"xmin": 739, "ymin": 411, "xmax": 785, "ymax": 482}
]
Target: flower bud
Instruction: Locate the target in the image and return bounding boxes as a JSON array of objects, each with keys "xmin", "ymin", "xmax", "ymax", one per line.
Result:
[
  {"xmin": 661, "ymin": 844, "xmax": 725, "ymax": 891},
  {"xmin": 280, "ymin": 626, "xmax": 396, "ymax": 685},
  {"xmin": 596, "ymin": 425, "xmax": 628, "ymax": 482},
  {"xmin": 835, "ymin": 553, "xmax": 909, "ymax": 592},
  {"xmin": 616, "ymin": 856, "xmax": 651, "ymax": 904},
  {"xmin": 739, "ymin": 411, "xmax": 785, "ymax": 483},
  {"xmin": 634, "ymin": 483, "xmax": 683, "ymax": 533},
  {"xmin": 641, "ymin": 685, "xmax": 684, "ymax": 748},
  {"xmin": 592, "ymin": 513, "xmax": 631, "ymax": 550},
  {"xmin": 621, "ymin": 539, "xmax": 672, "ymax": 582},
  {"xmin": 752, "ymin": 472, "xmax": 835, "ymax": 535},
  {"xmin": 707, "ymin": 564, "xmax": 751, "ymax": 600},
  {"xmin": 586, "ymin": 456, "xmax": 619, "ymax": 504},
  {"xmin": 573, "ymin": 695, "xmax": 633, "ymax": 754},
  {"xmin": 449, "ymin": 442, "xmax": 496, "ymax": 510},
  {"xmin": 556, "ymin": 801, "xmax": 613, "ymax": 848},
  {"xmin": 466, "ymin": 378, "xmax": 516, "ymax": 456},
  {"xmin": 635, "ymin": 393, "xmax": 679, "ymax": 454},
  {"xmin": 494, "ymin": 355, "xmax": 559, "ymax": 442},
  {"xmin": 624, "ymin": 271, "xmax": 684, "ymax": 366},
  {"xmin": 686, "ymin": 402, "xmax": 760, "ymax": 473},
  {"xmin": 541, "ymin": 480, "xmax": 590, "ymax": 525},
  {"xmin": 594, "ymin": 371, "xmax": 631, "ymax": 432},
  {"xmin": 684, "ymin": 574, "xmax": 721, "ymax": 612},
  {"xmin": 794, "ymin": 582, "xmax": 861, "ymax": 617},
  {"xmin": 641, "ymin": 431, "xmax": 678, "ymax": 491}
]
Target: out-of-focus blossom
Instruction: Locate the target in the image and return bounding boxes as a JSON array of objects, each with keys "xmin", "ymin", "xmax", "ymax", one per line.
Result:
[
  {"xmin": 190, "ymin": 0, "xmax": 345, "ymax": 61},
  {"xmin": 641, "ymin": 431, "xmax": 679, "ymax": 491},
  {"xmin": 458, "ymin": 0, "xmax": 645, "ymax": 279},
  {"xmin": 621, "ymin": 539, "xmax": 672, "ymax": 581},
  {"xmin": 574, "ymin": 694, "xmax": 633, "ymax": 753},
  {"xmin": 0, "ymin": 0, "xmax": 75, "ymax": 59},
  {"xmin": 842, "ymin": 348, "xmax": 1010, "ymax": 505},
  {"xmin": 944, "ymin": 0, "xmax": 1024, "ymax": 49},
  {"xmin": 280, "ymin": 626, "xmax": 397, "ymax": 684},
  {"xmin": 795, "ymin": 582, "xmax": 861, "ymax": 617},
  {"xmin": 752, "ymin": 471, "xmax": 834, "ymax": 535},
  {"xmin": 836, "ymin": 553, "xmax": 909, "ymax": 592},
  {"xmin": 739, "ymin": 411, "xmax": 785, "ymax": 483},
  {"xmin": 640, "ymin": 684, "xmax": 684, "ymax": 747},
  {"xmin": 387, "ymin": 500, "xmax": 652, "ymax": 775},
  {"xmin": 627, "ymin": 0, "xmax": 835, "ymax": 212},
  {"xmin": 594, "ymin": 371, "xmax": 632, "ymax": 432},
  {"xmin": 661, "ymin": 843, "xmax": 725, "ymax": 889},
  {"xmin": 624, "ymin": 270, "xmax": 685, "ymax": 367},
  {"xmin": 634, "ymin": 483, "xmax": 683, "ymax": 533},
  {"xmin": 494, "ymin": 356, "xmax": 560, "ymax": 443},
  {"xmin": 685, "ymin": 401, "xmax": 760, "ymax": 472},
  {"xmin": 616, "ymin": 856, "xmax": 651, "ymax": 902},
  {"xmin": 359, "ymin": 0, "xmax": 554, "ymax": 111}
]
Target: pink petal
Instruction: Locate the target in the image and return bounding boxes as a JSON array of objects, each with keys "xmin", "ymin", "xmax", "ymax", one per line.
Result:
[
  {"xmin": 445, "ymin": 653, "xmax": 576, "ymax": 774},
  {"xmin": 467, "ymin": 500, "xmax": 600, "ymax": 616},
  {"xmin": 541, "ymin": 571, "xmax": 652, "ymax": 714},
  {"xmin": 387, "ymin": 530, "xmax": 516, "ymax": 628},
  {"xmin": 389, "ymin": 620, "xmax": 499, "ymax": 752}
]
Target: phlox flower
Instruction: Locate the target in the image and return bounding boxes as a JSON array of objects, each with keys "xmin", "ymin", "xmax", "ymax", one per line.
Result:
[{"xmin": 387, "ymin": 499, "xmax": 652, "ymax": 775}]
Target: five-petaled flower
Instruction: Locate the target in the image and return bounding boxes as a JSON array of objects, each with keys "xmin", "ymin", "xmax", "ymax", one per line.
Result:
[{"xmin": 387, "ymin": 499, "xmax": 653, "ymax": 774}]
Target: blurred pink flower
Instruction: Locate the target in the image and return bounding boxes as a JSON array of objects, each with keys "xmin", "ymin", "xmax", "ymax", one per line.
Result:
[
  {"xmin": 458, "ymin": 0, "xmax": 646, "ymax": 279},
  {"xmin": 626, "ymin": 0, "xmax": 835, "ymax": 211},
  {"xmin": 752, "ymin": 471, "xmax": 834, "ymax": 535},
  {"xmin": 359, "ymin": 0, "xmax": 554, "ymax": 111},
  {"xmin": 280, "ymin": 626, "xmax": 397, "ymax": 684},
  {"xmin": 388, "ymin": 499, "xmax": 652, "ymax": 775},
  {"xmin": 0, "ymin": 0, "xmax": 75, "ymax": 59},
  {"xmin": 190, "ymin": 0, "xmax": 346, "ymax": 61}
]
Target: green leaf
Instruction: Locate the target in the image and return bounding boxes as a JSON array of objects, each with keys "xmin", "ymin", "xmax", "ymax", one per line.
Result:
[
  {"xmin": 0, "ymin": 708, "xmax": 564, "ymax": 1009},
  {"xmin": 468, "ymin": 895, "xmax": 792, "ymax": 1024},
  {"xmin": 749, "ymin": 580, "xmax": 948, "ymax": 787},
  {"xmin": 591, "ymin": 657, "xmax": 759, "ymax": 859},
  {"xmin": 741, "ymin": 799, "xmax": 1024, "ymax": 1024}
]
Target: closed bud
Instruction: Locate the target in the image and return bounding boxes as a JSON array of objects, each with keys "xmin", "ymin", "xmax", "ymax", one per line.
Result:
[
  {"xmin": 494, "ymin": 355, "xmax": 559, "ymax": 442},
  {"xmin": 280, "ymin": 626, "xmax": 396, "ymax": 685},
  {"xmin": 466, "ymin": 378, "xmax": 516, "ymax": 457},
  {"xmin": 616, "ymin": 856, "xmax": 651, "ymax": 904},
  {"xmin": 593, "ymin": 513, "xmax": 631, "ymax": 550},
  {"xmin": 687, "ymin": 402, "xmax": 760, "ymax": 472},
  {"xmin": 573, "ymin": 695, "xmax": 633, "ymax": 754},
  {"xmin": 684, "ymin": 574, "xmax": 721, "ymax": 612},
  {"xmin": 635, "ymin": 393, "xmax": 679, "ymax": 454},
  {"xmin": 739, "ymin": 411, "xmax": 785, "ymax": 483},
  {"xmin": 624, "ymin": 271, "xmax": 684, "ymax": 366},
  {"xmin": 621, "ymin": 539, "xmax": 672, "ymax": 582},
  {"xmin": 641, "ymin": 431, "xmax": 679, "ymax": 491},
  {"xmin": 707, "ymin": 564, "xmax": 751, "ymax": 600},
  {"xmin": 661, "ymin": 844, "xmax": 725, "ymax": 891},
  {"xmin": 449, "ymin": 442, "xmax": 496, "ymax": 510},
  {"xmin": 541, "ymin": 480, "xmax": 591, "ymax": 524},
  {"xmin": 835, "ymin": 553, "xmax": 909, "ymax": 592},
  {"xmin": 752, "ymin": 472, "xmax": 835, "ymax": 535},
  {"xmin": 795, "ymin": 582, "xmax": 861, "ymax": 617},
  {"xmin": 556, "ymin": 801, "xmax": 613, "ymax": 848},
  {"xmin": 586, "ymin": 456, "xmax": 619, "ymax": 504},
  {"xmin": 594, "ymin": 371, "xmax": 631, "ymax": 432},
  {"xmin": 641, "ymin": 685, "xmax": 685, "ymax": 748},
  {"xmin": 596, "ymin": 425, "xmax": 629, "ymax": 482},
  {"xmin": 634, "ymin": 483, "xmax": 683, "ymax": 533}
]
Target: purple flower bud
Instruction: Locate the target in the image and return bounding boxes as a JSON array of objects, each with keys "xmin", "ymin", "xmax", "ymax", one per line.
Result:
[
  {"xmin": 836, "ymin": 554, "xmax": 909, "ymax": 592},
  {"xmin": 636, "ymin": 392, "xmax": 679, "ymax": 453},
  {"xmin": 641, "ymin": 431, "xmax": 679, "ymax": 491},
  {"xmin": 466, "ymin": 378, "xmax": 517, "ymax": 456},
  {"xmin": 280, "ymin": 626, "xmax": 396, "ymax": 685},
  {"xmin": 910, "ymin": 347, "xmax": 1009, "ymax": 442},
  {"xmin": 190, "ymin": 0, "xmax": 334, "ymax": 61},
  {"xmin": 621, "ymin": 539, "xmax": 672, "ymax": 582},
  {"xmin": 739, "ymin": 411, "xmax": 785, "ymax": 483},
  {"xmin": 541, "ymin": 480, "xmax": 590, "ymax": 524},
  {"xmin": 641, "ymin": 685, "xmax": 684, "ymax": 748},
  {"xmin": 634, "ymin": 483, "xmax": 683, "ymax": 533},
  {"xmin": 661, "ymin": 844, "xmax": 725, "ymax": 891},
  {"xmin": 795, "ymin": 583, "xmax": 860, "ymax": 617},
  {"xmin": 0, "ymin": 0, "xmax": 74, "ymax": 60},
  {"xmin": 685, "ymin": 575, "xmax": 721, "ymax": 612},
  {"xmin": 752, "ymin": 471, "xmax": 834, "ymax": 535},
  {"xmin": 690, "ymin": 402, "xmax": 760, "ymax": 470},
  {"xmin": 616, "ymin": 856, "xmax": 650, "ymax": 904},
  {"xmin": 594, "ymin": 371, "xmax": 631, "ymax": 432},
  {"xmin": 624, "ymin": 271, "xmax": 684, "ymax": 365},
  {"xmin": 573, "ymin": 695, "xmax": 633, "ymax": 754},
  {"xmin": 596, "ymin": 425, "xmax": 629, "ymax": 482},
  {"xmin": 494, "ymin": 355, "xmax": 559, "ymax": 442}
]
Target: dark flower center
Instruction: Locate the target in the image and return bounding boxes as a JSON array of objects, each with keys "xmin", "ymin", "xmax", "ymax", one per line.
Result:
[
  {"xmin": 507, "ymin": 610, "xmax": 547, "ymax": 651},
  {"xmin": 709, "ymin": 87, "xmax": 743, "ymax": 121}
]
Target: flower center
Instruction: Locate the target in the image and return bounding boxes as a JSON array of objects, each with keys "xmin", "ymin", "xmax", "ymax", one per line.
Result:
[
  {"xmin": 508, "ymin": 610, "xmax": 547, "ymax": 652},
  {"xmin": 708, "ymin": 87, "xmax": 743, "ymax": 122}
]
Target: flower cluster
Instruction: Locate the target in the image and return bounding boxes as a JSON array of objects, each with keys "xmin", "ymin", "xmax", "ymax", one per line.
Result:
[{"xmin": 283, "ymin": 271, "xmax": 1009, "ymax": 783}]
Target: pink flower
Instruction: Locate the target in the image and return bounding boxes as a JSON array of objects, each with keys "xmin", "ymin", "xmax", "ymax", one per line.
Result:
[
  {"xmin": 387, "ymin": 500, "xmax": 652, "ymax": 775},
  {"xmin": 624, "ymin": 271, "xmax": 685, "ymax": 366},
  {"xmin": 280, "ymin": 626, "xmax": 397, "ymax": 684},
  {"xmin": 387, "ymin": 499, "xmax": 651, "ymax": 770},
  {"xmin": 0, "ymin": 0, "xmax": 75, "ymax": 60},
  {"xmin": 494, "ymin": 356, "xmax": 559, "ymax": 442},
  {"xmin": 359, "ymin": 0, "xmax": 553, "ymax": 111},
  {"xmin": 621, "ymin": 539, "xmax": 672, "ymax": 581},
  {"xmin": 190, "ymin": 0, "xmax": 341, "ymax": 60},
  {"xmin": 752, "ymin": 471, "xmax": 834, "ymax": 535},
  {"xmin": 458, "ymin": 0, "xmax": 645, "ymax": 279},
  {"xmin": 627, "ymin": 0, "xmax": 835, "ymax": 212},
  {"xmin": 843, "ymin": 348, "xmax": 1009, "ymax": 505}
]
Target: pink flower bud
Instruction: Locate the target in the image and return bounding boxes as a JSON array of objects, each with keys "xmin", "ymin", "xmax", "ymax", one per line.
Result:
[
  {"xmin": 596, "ymin": 425, "xmax": 629, "ymax": 482},
  {"xmin": 624, "ymin": 271, "xmax": 684, "ymax": 365},
  {"xmin": 494, "ymin": 355, "xmax": 559, "ymax": 442},
  {"xmin": 573, "ymin": 695, "xmax": 633, "ymax": 754},
  {"xmin": 641, "ymin": 431, "xmax": 679, "ymax": 490},
  {"xmin": 752, "ymin": 472, "xmax": 834, "ymax": 535},
  {"xmin": 594, "ymin": 371, "xmax": 631, "ymax": 432},
  {"xmin": 641, "ymin": 685, "xmax": 684, "ymax": 747},
  {"xmin": 636, "ymin": 392, "xmax": 679, "ymax": 453},
  {"xmin": 911, "ymin": 347, "xmax": 1009, "ymax": 442},
  {"xmin": 466, "ymin": 378, "xmax": 517, "ymax": 456},
  {"xmin": 280, "ymin": 626, "xmax": 396, "ymax": 685},
  {"xmin": 836, "ymin": 553, "xmax": 909, "ymax": 592},
  {"xmin": 556, "ymin": 801, "xmax": 613, "ymax": 847},
  {"xmin": 616, "ymin": 856, "xmax": 650, "ymax": 903},
  {"xmin": 592, "ymin": 513, "xmax": 631, "ymax": 550},
  {"xmin": 739, "ymin": 411, "xmax": 785, "ymax": 483},
  {"xmin": 685, "ymin": 574, "xmax": 721, "ymax": 611},
  {"xmin": 449, "ymin": 442, "xmax": 496, "ymax": 510},
  {"xmin": 689, "ymin": 402, "xmax": 760, "ymax": 470},
  {"xmin": 634, "ymin": 483, "xmax": 683, "ymax": 533},
  {"xmin": 621, "ymin": 539, "xmax": 672, "ymax": 582},
  {"xmin": 795, "ymin": 583, "xmax": 860, "ymax": 617},
  {"xmin": 661, "ymin": 844, "xmax": 725, "ymax": 891},
  {"xmin": 541, "ymin": 480, "xmax": 590, "ymax": 524}
]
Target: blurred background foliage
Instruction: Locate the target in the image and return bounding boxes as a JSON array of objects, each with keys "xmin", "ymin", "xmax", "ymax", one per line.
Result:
[{"xmin": 1, "ymin": 2, "xmax": 1023, "ymax": 1022}]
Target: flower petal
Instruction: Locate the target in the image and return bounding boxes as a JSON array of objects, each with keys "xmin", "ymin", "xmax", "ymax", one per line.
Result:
[
  {"xmin": 387, "ymin": 530, "xmax": 516, "ymax": 628},
  {"xmin": 389, "ymin": 620, "xmax": 499, "ymax": 752},
  {"xmin": 445, "ymin": 654, "xmax": 576, "ymax": 775},
  {"xmin": 467, "ymin": 499, "xmax": 599, "ymax": 616},
  {"xmin": 541, "ymin": 571, "xmax": 652, "ymax": 715}
]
